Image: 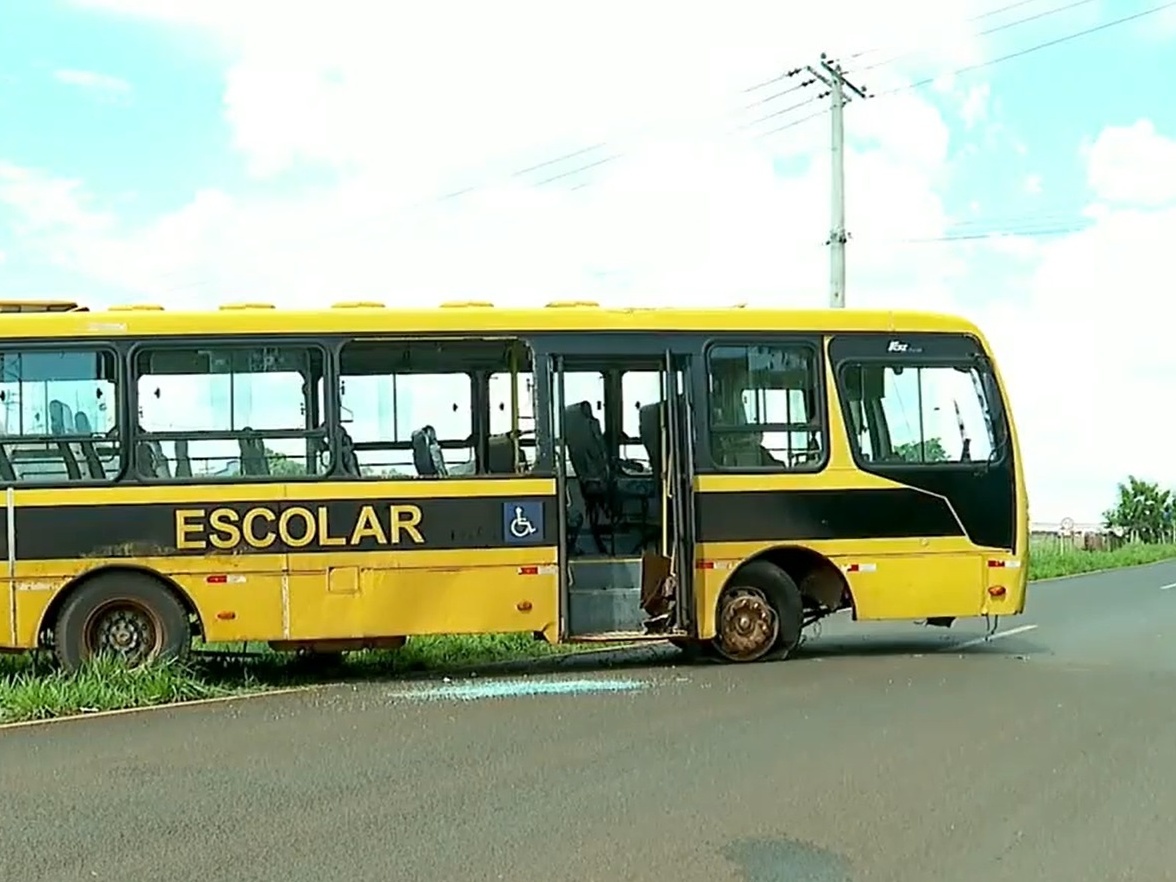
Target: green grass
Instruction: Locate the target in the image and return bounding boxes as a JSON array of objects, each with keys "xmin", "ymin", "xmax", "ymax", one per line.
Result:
[
  {"xmin": 5, "ymin": 541, "xmax": 1176, "ymax": 725},
  {"xmin": 0, "ymin": 654, "xmax": 232, "ymax": 724},
  {"xmin": 0, "ymin": 632, "xmax": 596, "ymax": 725},
  {"xmin": 1027, "ymin": 540, "xmax": 1176, "ymax": 580}
]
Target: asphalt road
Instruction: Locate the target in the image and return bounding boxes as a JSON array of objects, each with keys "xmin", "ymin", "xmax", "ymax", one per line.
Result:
[{"xmin": 4, "ymin": 562, "xmax": 1176, "ymax": 882}]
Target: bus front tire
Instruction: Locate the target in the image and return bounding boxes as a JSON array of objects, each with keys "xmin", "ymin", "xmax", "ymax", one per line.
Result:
[
  {"xmin": 713, "ymin": 561, "xmax": 803, "ymax": 663},
  {"xmin": 53, "ymin": 571, "xmax": 192, "ymax": 672}
]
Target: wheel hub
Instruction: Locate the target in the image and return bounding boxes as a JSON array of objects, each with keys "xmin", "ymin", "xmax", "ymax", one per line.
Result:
[
  {"xmin": 716, "ymin": 587, "xmax": 779, "ymax": 661},
  {"xmin": 89, "ymin": 605, "xmax": 158, "ymax": 664}
]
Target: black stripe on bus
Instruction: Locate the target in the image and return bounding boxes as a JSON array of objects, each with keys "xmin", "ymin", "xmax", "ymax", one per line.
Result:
[
  {"xmin": 0, "ymin": 494, "xmax": 560, "ymax": 560},
  {"xmin": 694, "ymin": 488, "xmax": 965, "ymax": 543}
]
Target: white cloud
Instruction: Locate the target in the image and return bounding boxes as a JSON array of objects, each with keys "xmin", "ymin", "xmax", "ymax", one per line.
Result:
[
  {"xmin": 0, "ymin": 162, "xmax": 113, "ymax": 235},
  {"xmin": 960, "ymin": 83, "xmax": 990, "ymax": 129},
  {"xmin": 1085, "ymin": 119, "xmax": 1176, "ymax": 207},
  {"xmin": 19, "ymin": 0, "xmax": 1169, "ymax": 521},
  {"xmin": 51, "ymin": 0, "xmax": 997, "ymax": 312},
  {"xmin": 981, "ymin": 121, "xmax": 1176, "ymax": 522},
  {"xmin": 52, "ymin": 68, "xmax": 132, "ymax": 101},
  {"xmin": 1024, "ymin": 174, "xmax": 1042, "ymax": 196}
]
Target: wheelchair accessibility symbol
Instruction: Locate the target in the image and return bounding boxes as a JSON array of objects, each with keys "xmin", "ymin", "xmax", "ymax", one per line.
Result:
[{"xmin": 502, "ymin": 500, "xmax": 544, "ymax": 545}]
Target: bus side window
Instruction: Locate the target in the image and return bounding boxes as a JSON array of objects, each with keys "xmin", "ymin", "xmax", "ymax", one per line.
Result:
[
  {"xmin": 0, "ymin": 348, "xmax": 120, "ymax": 484},
  {"xmin": 620, "ymin": 370, "xmax": 661, "ymax": 470},
  {"xmin": 338, "ymin": 340, "xmax": 474, "ymax": 478},
  {"xmin": 706, "ymin": 343, "xmax": 825, "ymax": 471},
  {"xmin": 487, "ymin": 369, "xmax": 536, "ymax": 474},
  {"xmin": 134, "ymin": 345, "xmax": 328, "ymax": 481},
  {"xmin": 841, "ymin": 362, "xmax": 997, "ymax": 465}
]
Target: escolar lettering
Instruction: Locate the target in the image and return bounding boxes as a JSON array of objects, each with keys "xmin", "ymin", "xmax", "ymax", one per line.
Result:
[{"xmin": 174, "ymin": 504, "xmax": 425, "ymax": 551}]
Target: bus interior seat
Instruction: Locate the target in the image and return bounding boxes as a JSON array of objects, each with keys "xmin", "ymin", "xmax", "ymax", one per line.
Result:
[
  {"xmin": 238, "ymin": 430, "xmax": 270, "ymax": 476},
  {"xmin": 562, "ymin": 400, "xmax": 654, "ymax": 555},
  {"xmin": 173, "ymin": 438, "xmax": 192, "ymax": 478},
  {"xmin": 486, "ymin": 432, "xmax": 527, "ymax": 474},
  {"xmin": 49, "ymin": 400, "xmax": 72, "ymax": 435},
  {"xmin": 0, "ymin": 444, "xmax": 14, "ymax": 482},
  {"xmin": 73, "ymin": 411, "xmax": 106, "ymax": 480},
  {"xmin": 411, "ymin": 425, "xmax": 448, "ymax": 477},
  {"xmin": 563, "ymin": 401, "xmax": 609, "ymax": 493},
  {"xmin": 133, "ymin": 424, "xmax": 173, "ymax": 479},
  {"xmin": 56, "ymin": 440, "xmax": 82, "ymax": 480},
  {"xmin": 337, "ymin": 426, "xmax": 361, "ymax": 476},
  {"xmin": 638, "ymin": 401, "xmax": 664, "ymax": 480}
]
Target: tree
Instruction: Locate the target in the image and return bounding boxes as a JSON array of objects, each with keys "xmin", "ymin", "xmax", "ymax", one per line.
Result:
[
  {"xmin": 265, "ymin": 448, "xmax": 308, "ymax": 477},
  {"xmin": 1103, "ymin": 475, "xmax": 1174, "ymax": 543},
  {"xmin": 893, "ymin": 437, "xmax": 947, "ymax": 463}
]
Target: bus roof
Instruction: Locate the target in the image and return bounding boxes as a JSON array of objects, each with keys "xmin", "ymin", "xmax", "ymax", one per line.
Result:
[{"xmin": 0, "ymin": 299, "xmax": 985, "ymax": 339}]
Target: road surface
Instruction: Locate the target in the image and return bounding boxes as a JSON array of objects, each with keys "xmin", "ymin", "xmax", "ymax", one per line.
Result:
[{"xmin": 3, "ymin": 562, "xmax": 1176, "ymax": 882}]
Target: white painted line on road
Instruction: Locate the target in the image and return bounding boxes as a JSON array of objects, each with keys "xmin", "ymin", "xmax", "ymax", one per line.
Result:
[
  {"xmin": 944, "ymin": 623, "xmax": 1039, "ymax": 652},
  {"xmin": 1160, "ymin": 583, "xmax": 1176, "ymax": 591}
]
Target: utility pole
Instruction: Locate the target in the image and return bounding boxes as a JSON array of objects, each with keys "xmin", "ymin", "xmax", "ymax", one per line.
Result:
[{"xmin": 806, "ymin": 54, "xmax": 868, "ymax": 308}]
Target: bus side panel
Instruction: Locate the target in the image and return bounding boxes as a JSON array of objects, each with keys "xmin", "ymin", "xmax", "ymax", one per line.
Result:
[
  {"xmin": 11, "ymin": 555, "xmax": 288, "ymax": 647},
  {"xmin": 2, "ymin": 577, "xmax": 12, "ymax": 650},
  {"xmin": 693, "ymin": 537, "xmax": 990, "ymax": 637},
  {"xmin": 838, "ymin": 552, "xmax": 984, "ymax": 620},
  {"xmin": 283, "ymin": 547, "xmax": 560, "ymax": 640},
  {"xmin": 693, "ymin": 468, "xmax": 1005, "ymax": 635},
  {"xmin": 173, "ymin": 557, "xmax": 287, "ymax": 643}
]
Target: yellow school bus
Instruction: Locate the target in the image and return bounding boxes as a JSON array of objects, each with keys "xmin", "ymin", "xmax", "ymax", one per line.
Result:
[{"xmin": 0, "ymin": 298, "xmax": 1027, "ymax": 670}]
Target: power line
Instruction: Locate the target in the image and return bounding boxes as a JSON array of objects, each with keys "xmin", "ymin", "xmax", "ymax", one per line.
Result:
[
  {"xmin": 741, "ymin": 0, "xmax": 1091, "ymax": 134},
  {"xmin": 891, "ymin": 223, "xmax": 1090, "ymax": 243},
  {"xmin": 857, "ymin": 0, "xmax": 1100, "ymax": 74},
  {"xmin": 841, "ymin": 0, "xmax": 1076, "ymax": 70},
  {"xmin": 753, "ymin": 1, "xmax": 1176, "ymax": 140},
  {"xmin": 875, "ymin": 1, "xmax": 1176, "ymax": 97},
  {"xmin": 139, "ymin": 5, "xmax": 1174, "ymax": 298}
]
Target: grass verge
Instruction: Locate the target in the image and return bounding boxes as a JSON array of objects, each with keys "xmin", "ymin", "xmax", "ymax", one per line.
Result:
[
  {"xmin": 1027, "ymin": 541, "xmax": 1176, "ymax": 580},
  {"xmin": 0, "ymin": 633, "xmax": 597, "ymax": 725},
  {"xmin": 0, "ymin": 655, "xmax": 233, "ymax": 724},
  {"xmin": 5, "ymin": 542, "xmax": 1176, "ymax": 724}
]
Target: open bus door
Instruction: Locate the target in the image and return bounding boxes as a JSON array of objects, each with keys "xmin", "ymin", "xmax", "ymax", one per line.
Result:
[{"xmin": 549, "ymin": 349, "xmax": 696, "ymax": 642}]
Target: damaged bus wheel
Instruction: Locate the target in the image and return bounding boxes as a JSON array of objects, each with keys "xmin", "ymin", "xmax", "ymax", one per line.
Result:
[{"xmin": 713, "ymin": 561, "xmax": 803, "ymax": 663}]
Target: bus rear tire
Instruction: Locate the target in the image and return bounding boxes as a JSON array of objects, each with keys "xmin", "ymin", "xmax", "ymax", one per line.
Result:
[
  {"xmin": 53, "ymin": 571, "xmax": 191, "ymax": 673},
  {"xmin": 713, "ymin": 561, "xmax": 803, "ymax": 663}
]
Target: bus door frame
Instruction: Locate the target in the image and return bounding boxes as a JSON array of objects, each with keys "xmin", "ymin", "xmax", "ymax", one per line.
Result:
[
  {"xmin": 542, "ymin": 342, "xmax": 697, "ymax": 640},
  {"xmin": 661, "ymin": 350, "xmax": 698, "ymax": 636}
]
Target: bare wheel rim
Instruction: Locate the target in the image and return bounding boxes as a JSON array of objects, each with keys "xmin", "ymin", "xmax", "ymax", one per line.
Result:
[
  {"xmin": 82, "ymin": 599, "xmax": 164, "ymax": 665},
  {"xmin": 715, "ymin": 587, "xmax": 779, "ymax": 662}
]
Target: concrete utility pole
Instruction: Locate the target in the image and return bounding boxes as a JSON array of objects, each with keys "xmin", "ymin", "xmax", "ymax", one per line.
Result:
[{"xmin": 806, "ymin": 54, "xmax": 868, "ymax": 308}]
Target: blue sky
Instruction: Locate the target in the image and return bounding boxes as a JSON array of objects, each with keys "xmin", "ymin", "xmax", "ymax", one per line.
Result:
[
  {"xmin": 0, "ymin": 3, "xmax": 235, "ymax": 214},
  {"xmin": 2, "ymin": 0, "xmax": 1171, "ymax": 252},
  {"xmin": 1, "ymin": 0, "xmax": 1175, "ymax": 521}
]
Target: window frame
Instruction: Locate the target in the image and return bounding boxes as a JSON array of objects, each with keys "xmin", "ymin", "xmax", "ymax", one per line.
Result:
[
  {"xmin": 0, "ymin": 340, "xmax": 126, "ymax": 486},
  {"xmin": 702, "ymin": 337, "xmax": 829, "ymax": 474},
  {"xmin": 834, "ymin": 356, "xmax": 1009, "ymax": 471},
  {"xmin": 128, "ymin": 337, "xmax": 333, "ymax": 484}
]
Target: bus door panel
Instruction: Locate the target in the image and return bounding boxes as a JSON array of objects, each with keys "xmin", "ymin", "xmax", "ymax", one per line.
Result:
[
  {"xmin": 664, "ymin": 353, "xmax": 697, "ymax": 634},
  {"xmin": 549, "ymin": 350, "xmax": 695, "ymax": 639}
]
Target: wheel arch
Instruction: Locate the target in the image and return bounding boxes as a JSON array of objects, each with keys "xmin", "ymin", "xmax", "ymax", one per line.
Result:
[
  {"xmin": 722, "ymin": 544, "xmax": 855, "ymax": 616},
  {"xmin": 38, "ymin": 564, "xmax": 204, "ymax": 647}
]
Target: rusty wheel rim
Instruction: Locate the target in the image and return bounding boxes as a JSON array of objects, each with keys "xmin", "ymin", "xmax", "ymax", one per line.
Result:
[
  {"xmin": 715, "ymin": 587, "xmax": 778, "ymax": 662},
  {"xmin": 82, "ymin": 600, "xmax": 163, "ymax": 666}
]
